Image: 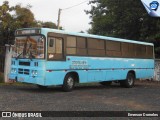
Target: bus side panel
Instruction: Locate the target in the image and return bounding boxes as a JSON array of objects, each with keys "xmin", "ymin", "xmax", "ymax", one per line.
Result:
[
  {"xmin": 45, "ymin": 71, "xmax": 66, "ymax": 86},
  {"xmin": 84, "ymin": 57, "xmax": 154, "ymax": 82},
  {"xmin": 45, "ymin": 70, "xmax": 89, "ymax": 86},
  {"xmin": 87, "ymin": 71, "xmax": 105, "ymax": 82},
  {"xmin": 77, "ymin": 69, "xmax": 127, "ymax": 83},
  {"xmin": 77, "ymin": 70, "xmax": 88, "ymax": 83},
  {"xmin": 82, "ymin": 69, "xmax": 127, "ymax": 83},
  {"xmin": 105, "ymin": 70, "xmax": 127, "ymax": 81},
  {"xmin": 136, "ymin": 69, "xmax": 154, "ymax": 79},
  {"xmin": 44, "ymin": 57, "xmax": 154, "ymax": 85},
  {"xmin": 133, "ymin": 59, "xmax": 154, "ymax": 79}
]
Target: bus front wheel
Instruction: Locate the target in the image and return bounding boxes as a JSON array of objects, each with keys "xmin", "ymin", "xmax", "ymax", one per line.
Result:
[
  {"xmin": 120, "ymin": 73, "xmax": 135, "ymax": 88},
  {"xmin": 62, "ymin": 74, "xmax": 75, "ymax": 92}
]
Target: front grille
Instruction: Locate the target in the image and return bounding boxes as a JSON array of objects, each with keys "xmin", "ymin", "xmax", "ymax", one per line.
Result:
[
  {"xmin": 19, "ymin": 62, "xmax": 30, "ymax": 66},
  {"xmin": 18, "ymin": 69, "xmax": 30, "ymax": 75}
]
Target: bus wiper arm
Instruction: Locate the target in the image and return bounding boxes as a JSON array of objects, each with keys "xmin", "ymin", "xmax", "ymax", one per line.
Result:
[
  {"xmin": 27, "ymin": 43, "xmax": 34, "ymax": 60},
  {"xmin": 16, "ymin": 51, "xmax": 23, "ymax": 60},
  {"xmin": 29, "ymin": 51, "xmax": 33, "ymax": 61},
  {"xmin": 16, "ymin": 40, "xmax": 28, "ymax": 59}
]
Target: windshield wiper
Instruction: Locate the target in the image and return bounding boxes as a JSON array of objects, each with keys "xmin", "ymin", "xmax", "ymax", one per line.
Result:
[
  {"xmin": 16, "ymin": 43, "xmax": 33, "ymax": 60},
  {"xmin": 26, "ymin": 43, "xmax": 33, "ymax": 60},
  {"xmin": 16, "ymin": 38, "xmax": 28, "ymax": 59},
  {"xmin": 16, "ymin": 51, "xmax": 23, "ymax": 60},
  {"xmin": 29, "ymin": 51, "xmax": 34, "ymax": 61}
]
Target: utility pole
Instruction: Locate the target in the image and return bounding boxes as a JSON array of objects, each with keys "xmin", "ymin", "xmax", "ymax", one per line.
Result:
[{"xmin": 57, "ymin": 8, "xmax": 62, "ymax": 30}]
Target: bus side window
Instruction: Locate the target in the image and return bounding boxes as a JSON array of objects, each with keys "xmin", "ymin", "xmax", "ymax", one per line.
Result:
[
  {"xmin": 106, "ymin": 41, "xmax": 121, "ymax": 57},
  {"xmin": 147, "ymin": 46, "xmax": 154, "ymax": 58},
  {"xmin": 48, "ymin": 37, "xmax": 55, "ymax": 54},
  {"xmin": 49, "ymin": 38, "xmax": 54, "ymax": 47},
  {"xmin": 66, "ymin": 36, "xmax": 77, "ymax": 55},
  {"xmin": 48, "ymin": 37, "xmax": 63, "ymax": 60}
]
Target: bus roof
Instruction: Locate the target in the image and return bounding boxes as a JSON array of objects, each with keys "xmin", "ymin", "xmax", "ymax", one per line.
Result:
[
  {"xmin": 41, "ymin": 28, "xmax": 153, "ymax": 46},
  {"xmin": 17, "ymin": 28, "xmax": 153, "ymax": 46}
]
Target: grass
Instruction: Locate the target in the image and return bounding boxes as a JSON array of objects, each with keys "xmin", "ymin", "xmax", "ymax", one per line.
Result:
[
  {"xmin": 0, "ymin": 72, "xmax": 27, "ymax": 86},
  {"xmin": 0, "ymin": 83, "xmax": 6, "ymax": 85},
  {"xmin": 0, "ymin": 82, "xmax": 28, "ymax": 86}
]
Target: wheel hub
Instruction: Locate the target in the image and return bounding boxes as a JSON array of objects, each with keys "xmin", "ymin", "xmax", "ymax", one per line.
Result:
[
  {"xmin": 67, "ymin": 77, "xmax": 74, "ymax": 88},
  {"xmin": 128, "ymin": 77, "xmax": 133, "ymax": 85}
]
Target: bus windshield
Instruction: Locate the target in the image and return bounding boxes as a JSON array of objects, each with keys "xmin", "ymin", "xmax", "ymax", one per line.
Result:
[{"xmin": 13, "ymin": 35, "xmax": 45, "ymax": 59}]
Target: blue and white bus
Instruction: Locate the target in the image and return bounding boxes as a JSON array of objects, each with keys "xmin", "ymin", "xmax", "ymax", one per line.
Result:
[{"xmin": 9, "ymin": 28, "xmax": 154, "ymax": 91}]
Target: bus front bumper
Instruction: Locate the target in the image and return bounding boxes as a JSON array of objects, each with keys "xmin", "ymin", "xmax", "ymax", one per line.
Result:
[{"xmin": 9, "ymin": 74, "xmax": 45, "ymax": 86}]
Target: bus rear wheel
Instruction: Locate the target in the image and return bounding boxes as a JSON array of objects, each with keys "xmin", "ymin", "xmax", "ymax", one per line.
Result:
[
  {"xmin": 62, "ymin": 74, "xmax": 75, "ymax": 92},
  {"xmin": 120, "ymin": 72, "xmax": 135, "ymax": 88}
]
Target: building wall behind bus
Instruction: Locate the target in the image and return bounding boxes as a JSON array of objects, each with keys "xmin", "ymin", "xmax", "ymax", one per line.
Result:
[{"xmin": 155, "ymin": 59, "xmax": 160, "ymax": 81}]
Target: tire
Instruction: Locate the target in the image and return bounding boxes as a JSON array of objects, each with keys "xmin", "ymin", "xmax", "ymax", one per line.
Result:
[
  {"xmin": 100, "ymin": 81, "xmax": 112, "ymax": 86},
  {"xmin": 120, "ymin": 73, "xmax": 135, "ymax": 88},
  {"xmin": 62, "ymin": 74, "xmax": 75, "ymax": 92},
  {"xmin": 37, "ymin": 85, "xmax": 48, "ymax": 89}
]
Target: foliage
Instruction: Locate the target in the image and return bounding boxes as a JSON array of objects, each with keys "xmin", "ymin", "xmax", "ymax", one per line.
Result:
[
  {"xmin": 0, "ymin": 1, "xmax": 60, "ymax": 45},
  {"xmin": 36, "ymin": 21, "xmax": 62, "ymax": 29},
  {"xmin": 0, "ymin": 1, "xmax": 36, "ymax": 45},
  {"xmin": 0, "ymin": 1, "xmax": 14, "ymax": 44},
  {"xmin": 86, "ymin": 0, "xmax": 160, "ymax": 58},
  {"xmin": 42, "ymin": 21, "xmax": 57, "ymax": 28},
  {"xmin": 0, "ymin": 72, "xmax": 4, "ymax": 83},
  {"xmin": 14, "ymin": 4, "xmax": 35, "ymax": 28}
]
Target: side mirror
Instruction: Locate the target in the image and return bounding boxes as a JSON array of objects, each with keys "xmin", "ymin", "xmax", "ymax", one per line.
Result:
[{"xmin": 38, "ymin": 36, "xmax": 44, "ymax": 43}]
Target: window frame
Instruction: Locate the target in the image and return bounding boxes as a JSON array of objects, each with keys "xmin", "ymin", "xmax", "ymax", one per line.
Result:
[
  {"xmin": 66, "ymin": 36, "xmax": 77, "ymax": 55},
  {"xmin": 14, "ymin": 34, "xmax": 46, "ymax": 60},
  {"xmin": 47, "ymin": 32, "xmax": 154, "ymax": 59},
  {"xmin": 47, "ymin": 33, "xmax": 65, "ymax": 61},
  {"xmin": 87, "ymin": 38, "xmax": 105, "ymax": 56}
]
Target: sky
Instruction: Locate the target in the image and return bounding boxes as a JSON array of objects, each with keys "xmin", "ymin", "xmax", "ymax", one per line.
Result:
[{"xmin": 0, "ymin": 0, "xmax": 91, "ymax": 32}]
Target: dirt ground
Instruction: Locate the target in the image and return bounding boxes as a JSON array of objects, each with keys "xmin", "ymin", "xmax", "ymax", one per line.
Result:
[{"xmin": 0, "ymin": 80, "xmax": 160, "ymax": 119}]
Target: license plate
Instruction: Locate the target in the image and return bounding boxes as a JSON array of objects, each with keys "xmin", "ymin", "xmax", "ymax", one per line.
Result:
[{"xmin": 18, "ymin": 77, "xmax": 24, "ymax": 81}]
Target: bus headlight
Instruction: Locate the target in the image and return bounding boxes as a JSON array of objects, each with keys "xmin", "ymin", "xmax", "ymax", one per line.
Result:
[
  {"xmin": 32, "ymin": 70, "xmax": 38, "ymax": 76},
  {"xmin": 11, "ymin": 68, "xmax": 17, "ymax": 74}
]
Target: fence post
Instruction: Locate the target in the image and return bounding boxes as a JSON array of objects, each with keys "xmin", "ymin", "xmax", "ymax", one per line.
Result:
[{"xmin": 4, "ymin": 44, "xmax": 13, "ymax": 83}]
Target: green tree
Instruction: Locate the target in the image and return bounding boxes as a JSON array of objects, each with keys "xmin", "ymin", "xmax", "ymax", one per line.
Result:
[
  {"xmin": 14, "ymin": 4, "xmax": 35, "ymax": 28},
  {"xmin": 35, "ymin": 21, "xmax": 63, "ymax": 29},
  {"xmin": 0, "ymin": 1, "xmax": 36, "ymax": 45},
  {"xmin": 0, "ymin": 1, "xmax": 14, "ymax": 44},
  {"xmin": 42, "ymin": 21, "xmax": 57, "ymax": 28},
  {"xmin": 0, "ymin": 1, "xmax": 61, "ymax": 45},
  {"xmin": 86, "ymin": 0, "xmax": 160, "ymax": 57}
]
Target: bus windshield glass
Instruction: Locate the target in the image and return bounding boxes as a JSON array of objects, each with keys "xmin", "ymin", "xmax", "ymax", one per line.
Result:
[{"xmin": 12, "ymin": 35, "xmax": 45, "ymax": 59}]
